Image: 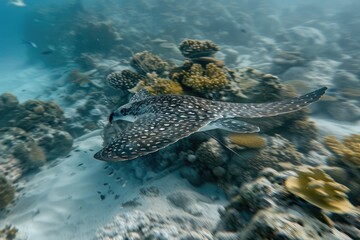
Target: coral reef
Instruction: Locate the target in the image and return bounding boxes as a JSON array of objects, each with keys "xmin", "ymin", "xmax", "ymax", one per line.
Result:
[
  {"xmin": 106, "ymin": 70, "xmax": 143, "ymax": 90},
  {"xmin": 0, "ymin": 174, "xmax": 15, "ymax": 209},
  {"xmin": 0, "ymin": 225, "xmax": 18, "ymax": 240},
  {"xmin": 135, "ymin": 77, "xmax": 184, "ymax": 96},
  {"xmin": 0, "ymin": 128, "xmax": 45, "ymax": 172},
  {"xmin": 285, "ymin": 166, "xmax": 356, "ymax": 214},
  {"xmin": 215, "ymin": 168, "xmax": 355, "ymax": 240},
  {"xmin": 96, "ymin": 210, "xmax": 214, "ymax": 240},
  {"xmin": 179, "ymin": 39, "xmax": 220, "ymax": 58},
  {"xmin": 0, "ymin": 93, "xmax": 65, "ymax": 132},
  {"xmin": 130, "ymin": 51, "xmax": 170, "ymax": 75},
  {"xmin": 12, "ymin": 137, "xmax": 46, "ymax": 171},
  {"xmin": 172, "ymin": 63, "xmax": 229, "ymax": 92},
  {"xmin": 226, "ymin": 135, "xmax": 302, "ymax": 185},
  {"xmin": 195, "ymin": 138, "xmax": 229, "ymax": 179},
  {"xmin": 324, "ymin": 134, "xmax": 360, "ymax": 169},
  {"xmin": 0, "ymin": 93, "xmax": 73, "ymax": 180}
]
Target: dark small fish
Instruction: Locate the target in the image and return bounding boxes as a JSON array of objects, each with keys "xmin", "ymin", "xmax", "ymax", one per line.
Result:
[
  {"xmin": 41, "ymin": 50, "xmax": 54, "ymax": 55},
  {"xmin": 241, "ymin": 29, "xmax": 247, "ymax": 33}
]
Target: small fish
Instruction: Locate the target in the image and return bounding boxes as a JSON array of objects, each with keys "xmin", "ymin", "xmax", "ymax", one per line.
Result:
[
  {"xmin": 22, "ymin": 40, "xmax": 37, "ymax": 48},
  {"xmin": 9, "ymin": 0, "xmax": 25, "ymax": 7},
  {"xmin": 41, "ymin": 50, "xmax": 54, "ymax": 55},
  {"xmin": 94, "ymin": 87, "xmax": 327, "ymax": 162}
]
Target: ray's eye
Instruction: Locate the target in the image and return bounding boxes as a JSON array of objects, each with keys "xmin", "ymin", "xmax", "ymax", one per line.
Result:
[{"xmin": 120, "ymin": 108, "xmax": 127, "ymax": 115}]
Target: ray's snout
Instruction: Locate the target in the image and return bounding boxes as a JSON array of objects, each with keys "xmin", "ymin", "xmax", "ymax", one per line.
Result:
[{"xmin": 109, "ymin": 112, "xmax": 115, "ymax": 124}]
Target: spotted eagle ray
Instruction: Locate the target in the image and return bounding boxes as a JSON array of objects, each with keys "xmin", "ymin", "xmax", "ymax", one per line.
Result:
[{"xmin": 94, "ymin": 87, "xmax": 327, "ymax": 161}]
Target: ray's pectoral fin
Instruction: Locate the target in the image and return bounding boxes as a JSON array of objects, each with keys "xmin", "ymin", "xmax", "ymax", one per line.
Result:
[
  {"xmin": 129, "ymin": 89, "xmax": 152, "ymax": 102},
  {"xmin": 199, "ymin": 118, "xmax": 260, "ymax": 133},
  {"xmin": 94, "ymin": 114, "xmax": 209, "ymax": 162}
]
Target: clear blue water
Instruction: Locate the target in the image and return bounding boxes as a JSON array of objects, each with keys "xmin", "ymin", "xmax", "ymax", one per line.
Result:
[{"xmin": 0, "ymin": 0, "xmax": 359, "ymax": 239}]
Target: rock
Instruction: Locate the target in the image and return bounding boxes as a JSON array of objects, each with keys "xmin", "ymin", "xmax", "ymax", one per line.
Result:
[
  {"xmin": 167, "ymin": 191, "xmax": 208, "ymax": 216},
  {"xmin": 212, "ymin": 166, "xmax": 226, "ymax": 177},
  {"xmin": 180, "ymin": 167, "xmax": 204, "ymax": 187},
  {"xmin": 1, "ymin": 93, "xmax": 19, "ymax": 108},
  {"xmin": 325, "ymin": 100, "xmax": 360, "ymax": 122},
  {"xmin": 195, "ymin": 139, "xmax": 228, "ymax": 169}
]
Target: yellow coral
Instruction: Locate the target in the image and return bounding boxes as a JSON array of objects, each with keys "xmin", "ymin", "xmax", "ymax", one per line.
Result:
[
  {"xmin": 285, "ymin": 166, "xmax": 356, "ymax": 214},
  {"xmin": 174, "ymin": 63, "xmax": 228, "ymax": 92},
  {"xmin": 179, "ymin": 39, "xmax": 220, "ymax": 58},
  {"xmin": 228, "ymin": 133, "xmax": 266, "ymax": 149},
  {"xmin": 324, "ymin": 134, "xmax": 360, "ymax": 169},
  {"xmin": 134, "ymin": 77, "xmax": 183, "ymax": 96}
]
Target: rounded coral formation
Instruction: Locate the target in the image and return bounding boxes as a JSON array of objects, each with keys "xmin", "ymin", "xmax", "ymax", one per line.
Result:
[
  {"xmin": 0, "ymin": 173, "xmax": 15, "ymax": 209},
  {"xmin": 179, "ymin": 39, "xmax": 220, "ymax": 58},
  {"xmin": 106, "ymin": 70, "xmax": 143, "ymax": 90},
  {"xmin": 172, "ymin": 63, "xmax": 228, "ymax": 92},
  {"xmin": 195, "ymin": 138, "xmax": 228, "ymax": 170},
  {"xmin": 285, "ymin": 166, "xmax": 356, "ymax": 214},
  {"xmin": 139, "ymin": 78, "xmax": 184, "ymax": 96},
  {"xmin": 228, "ymin": 135, "xmax": 302, "ymax": 184},
  {"xmin": 130, "ymin": 51, "xmax": 169, "ymax": 75}
]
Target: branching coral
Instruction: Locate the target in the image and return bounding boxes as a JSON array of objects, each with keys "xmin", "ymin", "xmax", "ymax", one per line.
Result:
[
  {"xmin": 324, "ymin": 134, "xmax": 360, "ymax": 169},
  {"xmin": 172, "ymin": 63, "xmax": 228, "ymax": 92},
  {"xmin": 106, "ymin": 70, "xmax": 143, "ymax": 90},
  {"xmin": 179, "ymin": 39, "xmax": 220, "ymax": 58},
  {"xmin": 0, "ymin": 174, "xmax": 15, "ymax": 209},
  {"xmin": 285, "ymin": 166, "xmax": 356, "ymax": 214},
  {"xmin": 130, "ymin": 51, "xmax": 169, "ymax": 75}
]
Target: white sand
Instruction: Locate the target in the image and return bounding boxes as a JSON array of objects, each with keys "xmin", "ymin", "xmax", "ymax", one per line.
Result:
[{"xmin": 0, "ymin": 134, "xmax": 226, "ymax": 240}]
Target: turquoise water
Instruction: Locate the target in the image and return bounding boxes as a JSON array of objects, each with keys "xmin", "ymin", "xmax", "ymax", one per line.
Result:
[{"xmin": 0, "ymin": 1, "xmax": 359, "ymax": 239}]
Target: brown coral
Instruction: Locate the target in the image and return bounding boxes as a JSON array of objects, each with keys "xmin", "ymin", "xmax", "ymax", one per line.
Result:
[
  {"xmin": 106, "ymin": 70, "xmax": 143, "ymax": 90},
  {"xmin": 130, "ymin": 51, "xmax": 169, "ymax": 75},
  {"xmin": 141, "ymin": 78, "xmax": 183, "ymax": 96},
  {"xmin": 285, "ymin": 166, "xmax": 356, "ymax": 214},
  {"xmin": 12, "ymin": 140, "xmax": 46, "ymax": 171},
  {"xmin": 173, "ymin": 63, "xmax": 228, "ymax": 92},
  {"xmin": 0, "ymin": 174, "xmax": 15, "ymax": 209},
  {"xmin": 228, "ymin": 135, "xmax": 302, "ymax": 183},
  {"xmin": 0, "ymin": 225, "xmax": 18, "ymax": 240},
  {"xmin": 324, "ymin": 134, "xmax": 360, "ymax": 169},
  {"xmin": 179, "ymin": 39, "xmax": 220, "ymax": 58}
]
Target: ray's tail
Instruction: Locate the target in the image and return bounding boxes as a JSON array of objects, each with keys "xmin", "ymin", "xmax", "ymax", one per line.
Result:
[{"xmin": 221, "ymin": 87, "xmax": 327, "ymax": 118}]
